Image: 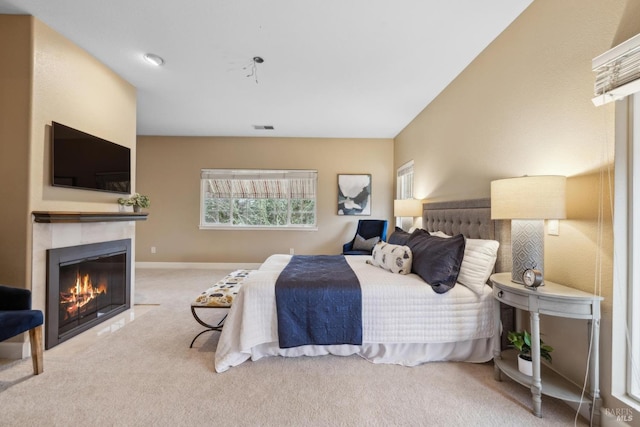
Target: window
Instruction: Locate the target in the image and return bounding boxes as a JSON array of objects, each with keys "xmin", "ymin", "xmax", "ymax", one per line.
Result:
[
  {"xmin": 200, "ymin": 169, "xmax": 317, "ymax": 230},
  {"xmin": 396, "ymin": 160, "xmax": 414, "ymax": 228},
  {"xmin": 396, "ymin": 160, "xmax": 414, "ymax": 200},
  {"xmin": 627, "ymin": 95, "xmax": 640, "ymax": 402},
  {"xmin": 613, "ymin": 94, "xmax": 640, "ymax": 407}
]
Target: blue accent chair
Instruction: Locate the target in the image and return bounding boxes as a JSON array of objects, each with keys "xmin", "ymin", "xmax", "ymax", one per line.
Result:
[
  {"xmin": 342, "ymin": 219, "xmax": 389, "ymax": 255},
  {"xmin": 0, "ymin": 285, "xmax": 44, "ymax": 374}
]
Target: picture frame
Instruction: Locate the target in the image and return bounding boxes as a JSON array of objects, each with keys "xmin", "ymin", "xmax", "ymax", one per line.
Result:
[{"xmin": 337, "ymin": 174, "xmax": 371, "ymax": 215}]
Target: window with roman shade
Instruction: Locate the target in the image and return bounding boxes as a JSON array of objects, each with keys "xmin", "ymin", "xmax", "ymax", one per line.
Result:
[{"xmin": 200, "ymin": 169, "xmax": 317, "ymax": 229}]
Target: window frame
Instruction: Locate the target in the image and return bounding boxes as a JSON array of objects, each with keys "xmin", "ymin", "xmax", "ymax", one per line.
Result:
[
  {"xmin": 612, "ymin": 94, "xmax": 640, "ymax": 409},
  {"xmin": 199, "ymin": 169, "xmax": 318, "ymax": 231}
]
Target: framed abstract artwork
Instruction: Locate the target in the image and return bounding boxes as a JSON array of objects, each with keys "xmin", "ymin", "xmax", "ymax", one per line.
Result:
[{"xmin": 338, "ymin": 174, "xmax": 371, "ymax": 215}]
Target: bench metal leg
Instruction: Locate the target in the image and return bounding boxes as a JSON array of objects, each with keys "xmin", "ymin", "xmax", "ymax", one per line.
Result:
[{"xmin": 189, "ymin": 306, "xmax": 227, "ymax": 348}]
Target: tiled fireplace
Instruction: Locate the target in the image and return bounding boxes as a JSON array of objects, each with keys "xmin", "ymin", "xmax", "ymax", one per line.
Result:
[
  {"xmin": 21, "ymin": 212, "xmax": 146, "ymax": 357},
  {"xmin": 45, "ymin": 239, "xmax": 131, "ymax": 349}
]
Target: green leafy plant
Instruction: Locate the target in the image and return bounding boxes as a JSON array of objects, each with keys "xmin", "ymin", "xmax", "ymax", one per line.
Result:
[
  {"xmin": 507, "ymin": 330, "xmax": 553, "ymax": 363},
  {"xmin": 117, "ymin": 193, "xmax": 150, "ymax": 208}
]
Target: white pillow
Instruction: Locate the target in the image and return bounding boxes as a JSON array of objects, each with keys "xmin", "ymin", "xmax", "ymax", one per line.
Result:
[
  {"xmin": 366, "ymin": 242, "xmax": 413, "ymax": 274},
  {"xmin": 429, "ymin": 231, "xmax": 499, "ymax": 294},
  {"xmin": 429, "ymin": 230, "xmax": 450, "ymax": 238}
]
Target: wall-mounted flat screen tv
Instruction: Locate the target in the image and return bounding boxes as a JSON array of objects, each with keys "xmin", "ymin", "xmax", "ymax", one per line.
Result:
[{"xmin": 51, "ymin": 122, "xmax": 131, "ymax": 194}]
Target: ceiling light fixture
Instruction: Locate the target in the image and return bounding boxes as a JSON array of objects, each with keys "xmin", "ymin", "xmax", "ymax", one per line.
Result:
[
  {"xmin": 143, "ymin": 53, "xmax": 165, "ymax": 67},
  {"xmin": 244, "ymin": 56, "xmax": 264, "ymax": 84}
]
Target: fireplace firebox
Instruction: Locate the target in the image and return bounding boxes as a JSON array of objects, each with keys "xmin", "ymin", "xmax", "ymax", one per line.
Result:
[{"xmin": 46, "ymin": 239, "xmax": 131, "ymax": 349}]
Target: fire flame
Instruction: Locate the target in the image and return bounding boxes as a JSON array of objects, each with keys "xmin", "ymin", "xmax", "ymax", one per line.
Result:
[{"xmin": 60, "ymin": 272, "xmax": 107, "ymax": 319}]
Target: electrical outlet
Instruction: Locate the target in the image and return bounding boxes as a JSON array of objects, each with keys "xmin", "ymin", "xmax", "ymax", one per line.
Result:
[
  {"xmin": 289, "ymin": 248, "xmax": 295, "ymax": 255},
  {"xmin": 547, "ymin": 220, "xmax": 559, "ymax": 236},
  {"xmin": 151, "ymin": 246, "xmax": 156, "ymax": 254}
]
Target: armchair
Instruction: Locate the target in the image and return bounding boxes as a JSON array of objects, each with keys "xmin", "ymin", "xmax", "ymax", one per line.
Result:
[
  {"xmin": 0, "ymin": 285, "xmax": 44, "ymax": 374},
  {"xmin": 342, "ymin": 219, "xmax": 388, "ymax": 255}
]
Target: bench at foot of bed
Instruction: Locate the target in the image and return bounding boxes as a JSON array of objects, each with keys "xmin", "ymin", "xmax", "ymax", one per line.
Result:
[{"xmin": 189, "ymin": 269, "xmax": 254, "ymax": 348}]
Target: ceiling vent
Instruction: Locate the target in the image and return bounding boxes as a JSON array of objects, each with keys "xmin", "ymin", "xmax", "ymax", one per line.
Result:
[{"xmin": 253, "ymin": 125, "xmax": 274, "ymax": 130}]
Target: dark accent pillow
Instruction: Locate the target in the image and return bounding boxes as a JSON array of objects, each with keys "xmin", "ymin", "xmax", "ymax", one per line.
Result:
[
  {"xmin": 406, "ymin": 230, "xmax": 466, "ymax": 294},
  {"xmin": 388, "ymin": 227, "xmax": 412, "ymax": 245},
  {"xmin": 352, "ymin": 234, "xmax": 380, "ymax": 251}
]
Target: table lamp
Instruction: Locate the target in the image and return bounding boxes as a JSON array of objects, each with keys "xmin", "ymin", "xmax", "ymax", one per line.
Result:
[
  {"xmin": 491, "ymin": 176, "xmax": 566, "ymax": 284},
  {"xmin": 394, "ymin": 199, "xmax": 423, "ymax": 231}
]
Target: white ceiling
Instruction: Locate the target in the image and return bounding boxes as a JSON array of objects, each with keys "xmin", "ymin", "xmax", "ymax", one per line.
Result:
[{"xmin": 0, "ymin": 0, "xmax": 532, "ymax": 138}]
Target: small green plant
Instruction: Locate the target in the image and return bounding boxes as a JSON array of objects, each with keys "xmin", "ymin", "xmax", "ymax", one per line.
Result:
[
  {"xmin": 118, "ymin": 193, "xmax": 150, "ymax": 208},
  {"xmin": 507, "ymin": 330, "xmax": 553, "ymax": 363}
]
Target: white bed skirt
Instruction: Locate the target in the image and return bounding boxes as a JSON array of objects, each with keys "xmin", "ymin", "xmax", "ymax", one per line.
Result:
[{"xmin": 234, "ymin": 336, "xmax": 496, "ymax": 369}]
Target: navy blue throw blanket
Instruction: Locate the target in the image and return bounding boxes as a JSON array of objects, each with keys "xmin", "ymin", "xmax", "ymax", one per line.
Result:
[{"xmin": 275, "ymin": 255, "xmax": 362, "ymax": 349}]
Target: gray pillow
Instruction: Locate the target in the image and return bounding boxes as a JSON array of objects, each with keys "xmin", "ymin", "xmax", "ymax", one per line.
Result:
[
  {"xmin": 406, "ymin": 229, "xmax": 466, "ymax": 294},
  {"xmin": 352, "ymin": 234, "xmax": 380, "ymax": 251},
  {"xmin": 388, "ymin": 227, "xmax": 412, "ymax": 245}
]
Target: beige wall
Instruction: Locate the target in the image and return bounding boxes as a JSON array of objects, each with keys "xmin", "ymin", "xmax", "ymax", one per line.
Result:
[
  {"xmin": 0, "ymin": 15, "xmax": 136, "ymax": 289},
  {"xmin": 0, "ymin": 16, "xmax": 32, "ymax": 286},
  {"xmin": 135, "ymin": 136, "xmax": 393, "ymax": 263},
  {"xmin": 31, "ymin": 19, "xmax": 137, "ymax": 211},
  {"xmin": 395, "ymin": 0, "xmax": 638, "ymax": 421}
]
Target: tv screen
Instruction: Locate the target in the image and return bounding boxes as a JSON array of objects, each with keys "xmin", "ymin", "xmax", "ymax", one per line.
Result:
[{"xmin": 51, "ymin": 122, "xmax": 131, "ymax": 194}]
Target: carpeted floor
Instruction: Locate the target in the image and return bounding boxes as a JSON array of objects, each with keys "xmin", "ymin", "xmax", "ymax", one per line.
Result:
[{"xmin": 0, "ymin": 268, "xmax": 588, "ymax": 426}]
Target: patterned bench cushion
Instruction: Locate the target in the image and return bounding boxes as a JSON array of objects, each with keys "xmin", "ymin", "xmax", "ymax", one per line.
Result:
[{"xmin": 193, "ymin": 270, "xmax": 254, "ymax": 307}]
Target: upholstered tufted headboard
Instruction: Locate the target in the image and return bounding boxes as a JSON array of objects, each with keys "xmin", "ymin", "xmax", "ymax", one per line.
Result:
[{"xmin": 422, "ymin": 198, "xmax": 510, "ymax": 274}]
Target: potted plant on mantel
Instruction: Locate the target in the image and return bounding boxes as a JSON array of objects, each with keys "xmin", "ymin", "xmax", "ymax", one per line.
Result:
[
  {"xmin": 117, "ymin": 193, "xmax": 150, "ymax": 212},
  {"xmin": 507, "ymin": 330, "xmax": 553, "ymax": 376}
]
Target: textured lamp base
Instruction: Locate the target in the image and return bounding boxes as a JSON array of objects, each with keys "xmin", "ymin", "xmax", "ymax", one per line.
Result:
[{"xmin": 511, "ymin": 219, "xmax": 544, "ymax": 284}]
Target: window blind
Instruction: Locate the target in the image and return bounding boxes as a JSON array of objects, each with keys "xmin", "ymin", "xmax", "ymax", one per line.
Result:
[
  {"xmin": 592, "ymin": 33, "xmax": 640, "ymax": 106},
  {"xmin": 396, "ymin": 160, "xmax": 414, "ymax": 200}
]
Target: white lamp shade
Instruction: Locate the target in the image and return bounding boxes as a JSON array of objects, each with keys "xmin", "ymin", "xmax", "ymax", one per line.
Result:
[
  {"xmin": 491, "ymin": 176, "xmax": 566, "ymax": 220},
  {"xmin": 394, "ymin": 199, "xmax": 422, "ymax": 217}
]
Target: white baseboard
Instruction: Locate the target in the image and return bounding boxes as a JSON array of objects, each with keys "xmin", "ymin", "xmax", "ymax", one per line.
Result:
[
  {"xmin": 0, "ymin": 341, "xmax": 29, "ymax": 360},
  {"xmin": 136, "ymin": 262, "xmax": 262, "ymax": 270}
]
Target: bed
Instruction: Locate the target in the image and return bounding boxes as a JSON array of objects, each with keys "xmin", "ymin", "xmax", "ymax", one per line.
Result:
[{"xmin": 215, "ymin": 199, "xmax": 510, "ymax": 373}]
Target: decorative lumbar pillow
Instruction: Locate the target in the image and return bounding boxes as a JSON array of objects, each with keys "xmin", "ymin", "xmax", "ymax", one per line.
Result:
[
  {"xmin": 388, "ymin": 227, "xmax": 412, "ymax": 245},
  {"xmin": 367, "ymin": 242, "xmax": 413, "ymax": 274},
  {"xmin": 352, "ymin": 234, "xmax": 380, "ymax": 251},
  {"xmin": 406, "ymin": 229, "xmax": 466, "ymax": 294},
  {"xmin": 428, "ymin": 231, "xmax": 499, "ymax": 294}
]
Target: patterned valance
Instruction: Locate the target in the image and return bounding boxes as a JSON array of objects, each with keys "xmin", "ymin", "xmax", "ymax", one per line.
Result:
[{"xmin": 202, "ymin": 169, "xmax": 317, "ymax": 199}]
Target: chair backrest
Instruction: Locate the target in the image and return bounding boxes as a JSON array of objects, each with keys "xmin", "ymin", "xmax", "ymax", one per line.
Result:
[{"xmin": 355, "ymin": 219, "xmax": 388, "ymax": 242}]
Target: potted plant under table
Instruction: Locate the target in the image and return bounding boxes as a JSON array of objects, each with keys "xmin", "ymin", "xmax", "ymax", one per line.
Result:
[{"xmin": 507, "ymin": 330, "xmax": 553, "ymax": 376}]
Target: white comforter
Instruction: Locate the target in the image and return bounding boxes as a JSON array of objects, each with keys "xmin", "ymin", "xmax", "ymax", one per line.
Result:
[{"xmin": 215, "ymin": 254, "xmax": 496, "ymax": 372}]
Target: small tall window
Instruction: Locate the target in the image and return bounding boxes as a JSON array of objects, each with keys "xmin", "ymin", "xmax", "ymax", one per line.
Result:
[
  {"xmin": 200, "ymin": 169, "xmax": 317, "ymax": 230},
  {"xmin": 396, "ymin": 161, "xmax": 414, "ymax": 228},
  {"xmin": 396, "ymin": 160, "xmax": 414, "ymax": 200}
]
